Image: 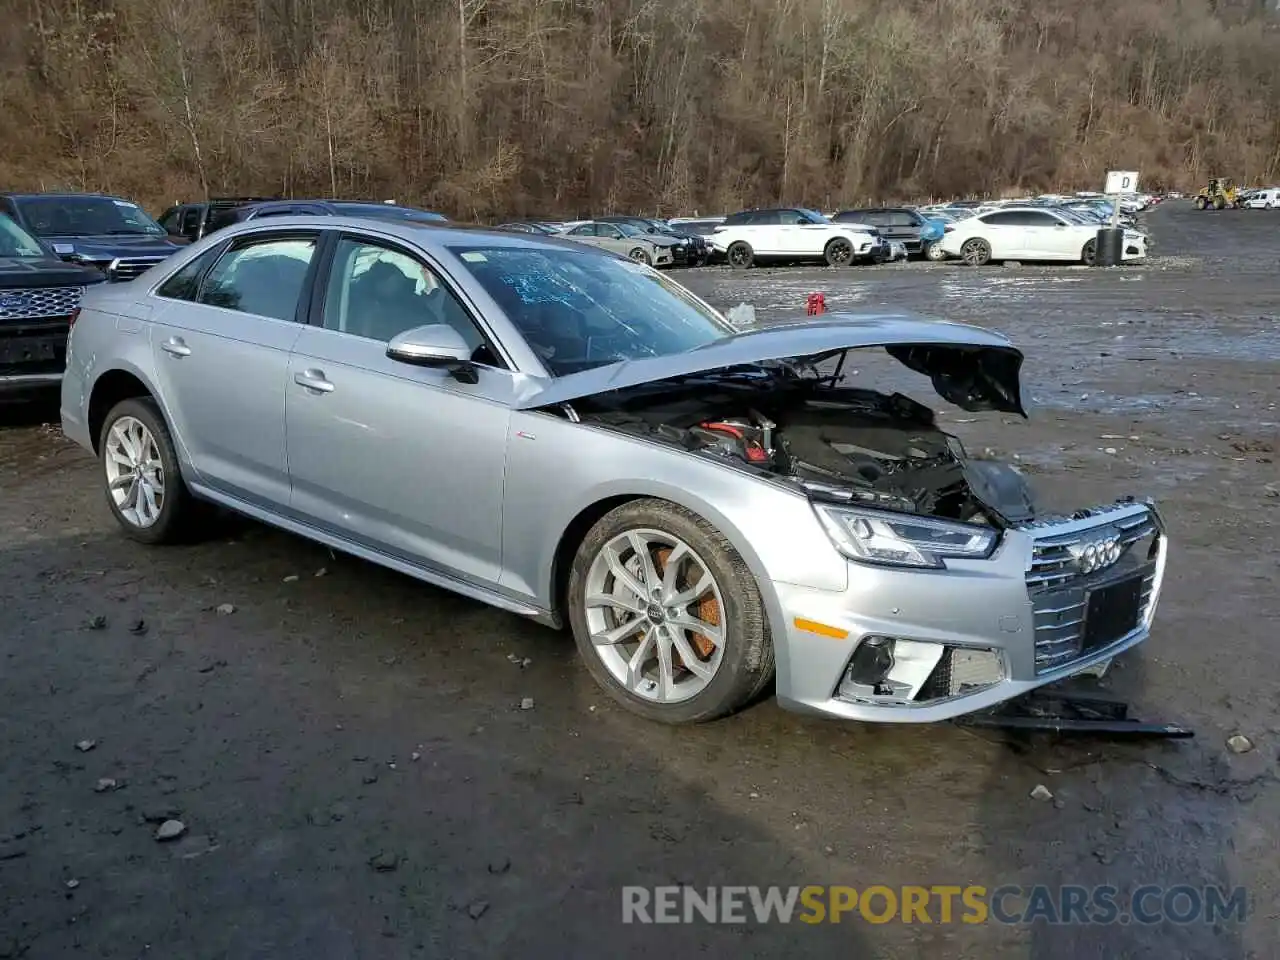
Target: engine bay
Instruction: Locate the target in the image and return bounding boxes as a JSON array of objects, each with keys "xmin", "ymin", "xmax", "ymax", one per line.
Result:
[{"xmin": 566, "ymin": 371, "xmax": 1037, "ymax": 527}]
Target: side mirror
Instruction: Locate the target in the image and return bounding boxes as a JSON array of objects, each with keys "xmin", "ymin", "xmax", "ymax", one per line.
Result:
[{"xmin": 386, "ymin": 324, "xmax": 478, "ymax": 384}]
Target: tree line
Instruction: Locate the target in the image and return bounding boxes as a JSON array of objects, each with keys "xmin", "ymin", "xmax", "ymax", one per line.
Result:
[{"xmin": 2, "ymin": 0, "xmax": 1278, "ymax": 219}]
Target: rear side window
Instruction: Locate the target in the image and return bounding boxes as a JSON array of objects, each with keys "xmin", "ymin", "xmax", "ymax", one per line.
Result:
[
  {"xmin": 198, "ymin": 236, "xmax": 317, "ymax": 321},
  {"xmin": 155, "ymin": 246, "xmax": 224, "ymax": 301},
  {"xmin": 979, "ymin": 212, "xmax": 1022, "ymax": 226}
]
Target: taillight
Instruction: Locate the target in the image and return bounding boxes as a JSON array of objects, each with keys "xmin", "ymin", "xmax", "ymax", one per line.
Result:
[{"xmin": 943, "ymin": 224, "xmax": 955, "ymax": 233}]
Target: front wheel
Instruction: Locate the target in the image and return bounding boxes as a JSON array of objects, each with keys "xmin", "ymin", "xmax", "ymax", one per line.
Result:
[
  {"xmin": 99, "ymin": 397, "xmax": 200, "ymax": 544},
  {"xmin": 1194, "ymin": 197, "xmax": 1207, "ymax": 210},
  {"xmin": 824, "ymin": 237, "xmax": 854, "ymax": 267},
  {"xmin": 628, "ymin": 247, "xmax": 652, "ymax": 265},
  {"xmin": 567, "ymin": 499, "xmax": 773, "ymax": 724},
  {"xmin": 960, "ymin": 238, "xmax": 991, "ymax": 266},
  {"xmin": 924, "ymin": 240, "xmax": 948, "ymax": 262},
  {"xmin": 726, "ymin": 241, "xmax": 754, "ymax": 269}
]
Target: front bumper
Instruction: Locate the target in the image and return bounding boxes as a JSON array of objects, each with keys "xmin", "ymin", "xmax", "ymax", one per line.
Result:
[{"xmin": 772, "ymin": 500, "xmax": 1167, "ymax": 722}]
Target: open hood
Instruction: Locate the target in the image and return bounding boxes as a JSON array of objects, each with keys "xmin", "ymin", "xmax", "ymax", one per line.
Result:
[{"xmin": 514, "ymin": 314, "xmax": 1026, "ymax": 415}]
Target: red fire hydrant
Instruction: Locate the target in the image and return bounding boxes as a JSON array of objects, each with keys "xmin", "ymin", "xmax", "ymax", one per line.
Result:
[{"xmin": 806, "ymin": 292, "xmax": 826, "ymax": 316}]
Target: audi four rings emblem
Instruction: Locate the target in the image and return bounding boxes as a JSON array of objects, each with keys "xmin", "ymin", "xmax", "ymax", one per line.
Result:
[{"xmin": 1069, "ymin": 533, "xmax": 1123, "ymax": 574}]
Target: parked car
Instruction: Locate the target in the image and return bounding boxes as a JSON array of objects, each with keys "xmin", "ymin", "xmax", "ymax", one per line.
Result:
[
  {"xmin": 1244, "ymin": 189, "xmax": 1279, "ymax": 209},
  {"xmin": 561, "ymin": 220, "xmax": 676, "ymax": 266},
  {"xmin": 667, "ymin": 216, "xmax": 725, "ymax": 235},
  {"xmin": 494, "ymin": 221, "xmax": 562, "ymax": 235},
  {"xmin": 0, "ymin": 213, "xmax": 105, "ymax": 395},
  {"xmin": 595, "ymin": 216, "xmax": 709, "ymax": 266},
  {"xmin": 710, "ymin": 208, "xmax": 884, "ymax": 268},
  {"xmin": 0, "ymin": 192, "xmax": 185, "ymax": 282},
  {"xmin": 59, "ymin": 214, "xmax": 1169, "ymax": 724},
  {"xmin": 831, "ymin": 207, "xmax": 946, "ymax": 260},
  {"xmin": 157, "ymin": 197, "xmax": 279, "ymax": 243},
  {"xmin": 938, "ymin": 207, "xmax": 1148, "ymax": 266},
  {"xmin": 196, "ymin": 199, "xmax": 448, "ymax": 237}
]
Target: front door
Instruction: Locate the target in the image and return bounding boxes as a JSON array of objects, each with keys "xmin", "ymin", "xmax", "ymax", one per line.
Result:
[
  {"xmin": 284, "ymin": 233, "xmax": 513, "ymax": 586},
  {"xmin": 148, "ymin": 231, "xmax": 320, "ymax": 507}
]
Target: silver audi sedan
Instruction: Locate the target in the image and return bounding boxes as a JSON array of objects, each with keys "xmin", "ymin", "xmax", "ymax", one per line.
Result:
[{"xmin": 60, "ymin": 217, "xmax": 1168, "ymax": 725}]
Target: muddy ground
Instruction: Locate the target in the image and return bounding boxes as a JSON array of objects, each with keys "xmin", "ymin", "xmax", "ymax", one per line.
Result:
[{"xmin": 1, "ymin": 202, "xmax": 1276, "ymax": 958}]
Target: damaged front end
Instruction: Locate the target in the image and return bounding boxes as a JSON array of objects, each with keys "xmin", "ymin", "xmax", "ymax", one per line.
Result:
[{"xmin": 561, "ymin": 351, "xmax": 1038, "ymax": 531}]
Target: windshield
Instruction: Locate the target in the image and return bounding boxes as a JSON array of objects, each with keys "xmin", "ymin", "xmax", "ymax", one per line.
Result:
[
  {"xmin": 798, "ymin": 208, "xmax": 830, "ymax": 224},
  {"xmin": 0, "ymin": 215, "xmax": 46, "ymax": 257},
  {"xmin": 448, "ymin": 244, "xmax": 733, "ymax": 375},
  {"xmin": 15, "ymin": 196, "xmax": 166, "ymax": 237},
  {"xmin": 1052, "ymin": 207, "xmax": 1089, "ymax": 224}
]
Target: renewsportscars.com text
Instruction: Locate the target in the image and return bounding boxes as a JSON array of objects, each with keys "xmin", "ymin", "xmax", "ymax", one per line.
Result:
[{"xmin": 621, "ymin": 884, "xmax": 1247, "ymax": 926}]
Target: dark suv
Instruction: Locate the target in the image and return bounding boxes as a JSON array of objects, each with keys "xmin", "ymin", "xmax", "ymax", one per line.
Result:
[
  {"xmin": 166, "ymin": 199, "xmax": 449, "ymax": 240},
  {"xmin": 0, "ymin": 193, "xmax": 185, "ymax": 282},
  {"xmin": 831, "ymin": 207, "xmax": 945, "ymax": 257},
  {"xmin": 157, "ymin": 197, "xmax": 279, "ymax": 243},
  {"xmin": 0, "ymin": 213, "xmax": 104, "ymax": 394}
]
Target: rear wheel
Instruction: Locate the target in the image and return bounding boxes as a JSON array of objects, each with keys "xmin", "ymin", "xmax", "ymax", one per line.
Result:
[
  {"xmin": 1214, "ymin": 196, "xmax": 1225, "ymax": 210},
  {"xmin": 1194, "ymin": 196, "xmax": 1207, "ymax": 210},
  {"xmin": 567, "ymin": 499, "xmax": 773, "ymax": 724},
  {"xmin": 628, "ymin": 247, "xmax": 652, "ymax": 265},
  {"xmin": 1081, "ymin": 239, "xmax": 1098, "ymax": 266},
  {"xmin": 960, "ymin": 237, "xmax": 991, "ymax": 266},
  {"xmin": 924, "ymin": 240, "xmax": 948, "ymax": 262},
  {"xmin": 99, "ymin": 397, "xmax": 199, "ymax": 544},
  {"xmin": 726, "ymin": 241, "xmax": 754, "ymax": 269},
  {"xmin": 824, "ymin": 237, "xmax": 854, "ymax": 267}
]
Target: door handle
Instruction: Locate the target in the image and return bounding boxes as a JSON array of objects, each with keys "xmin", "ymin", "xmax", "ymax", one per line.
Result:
[
  {"xmin": 160, "ymin": 337, "xmax": 191, "ymax": 358},
  {"xmin": 294, "ymin": 369, "xmax": 335, "ymax": 393}
]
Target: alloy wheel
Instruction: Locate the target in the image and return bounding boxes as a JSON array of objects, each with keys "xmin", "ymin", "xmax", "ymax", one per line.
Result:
[
  {"xmin": 104, "ymin": 416, "xmax": 165, "ymax": 528},
  {"xmin": 961, "ymin": 239, "xmax": 990, "ymax": 266},
  {"xmin": 583, "ymin": 528, "xmax": 726, "ymax": 704}
]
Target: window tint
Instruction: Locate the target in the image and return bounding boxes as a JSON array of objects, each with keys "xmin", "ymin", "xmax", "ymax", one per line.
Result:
[
  {"xmin": 1019, "ymin": 211, "xmax": 1061, "ymax": 226},
  {"xmin": 158, "ymin": 208, "xmax": 180, "ymax": 231},
  {"xmin": 155, "ymin": 246, "xmax": 224, "ymax": 301},
  {"xmin": 322, "ymin": 238, "xmax": 493, "ymax": 361},
  {"xmin": 979, "ymin": 212, "xmax": 1022, "ymax": 226},
  {"xmin": 197, "ymin": 237, "xmax": 316, "ymax": 320},
  {"xmin": 568, "ymin": 224, "xmax": 594, "ymax": 236},
  {"xmin": 598, "ymin": 224, "xmax": 623, "ymax": 239},
  {"xmin": 180, "ymin": 206, "xmax": 202, "ymax": 235}
]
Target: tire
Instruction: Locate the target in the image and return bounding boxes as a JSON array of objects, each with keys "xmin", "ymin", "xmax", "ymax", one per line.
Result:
[
  {"xmin": 567, "ymin": 498, "xmax": 774, "ymax": 724},
  {"xmin": 628, "ymin": 247, "xmax": 652, "ymax": 266},
  {"xmin": 823, "ymin": 237, "xmax": 854, "ymax": 267},
  {"xmin": 1194, "ymin": 197, "xmax": 1207, "ymax": 210},
  {"xmin": 726, "ymin": 241, "xmax": 754, "ymax": 269},
  {"xmin": 924, "ymin": 240, "xmax": 948, "ymax": 262},
  {"xmin": 98, "ymin": 397, "xmax": 200, "ymax": 544},
  {"xmin": 1081, "ymin": 239, "xmax": 1098, "ymax": 266},
  {"xmin": 960, "ymin": 237, "xmax": 991, "ymax": 266},
  {"xmin": 1214, "ymin": 196, "xmax": 1225, "ymax": 210}
]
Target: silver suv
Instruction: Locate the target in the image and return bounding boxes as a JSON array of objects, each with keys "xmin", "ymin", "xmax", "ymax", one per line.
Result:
[{"xmin": 60, "ymin": 217, "xmax": 1168, "ymax": 725}]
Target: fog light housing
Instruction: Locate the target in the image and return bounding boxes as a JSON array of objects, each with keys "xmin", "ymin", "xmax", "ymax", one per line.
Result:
[{"xmin": 847, "ymin": 636, "xmax": 895, "ymax": 686}]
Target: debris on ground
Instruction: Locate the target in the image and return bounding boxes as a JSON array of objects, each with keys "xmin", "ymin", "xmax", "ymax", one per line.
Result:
[
  {"xmin": 93, "ymin": 778, "xmax": 118, "ymax": 793},
  {"xmin": 488, "ymin": 857, "xmax": 511, "ymax": 875},
  {"xmin": 369, "ymin": 851, "xmax": 399, "ymax": 872},
  {"xmin": 86, "ymin": 615, "xmax": 107, "ymax": 631},
  {"xmin": 519, "ymin": 697, "xmax": 535, "ymax": 710},
  {"xmin": 282, "ymin": 575, "xmax": 300, "ymax": 583},
  {"xmin": 128, "ymin": 619, "xmax": 147, "ymax": 635},
  {"xmin": 215, "ymin": 604, "xmax": 236, "ymax": 616},
  {"xmin": 1030, "ymin": 784, "xmax": 1054, "ymax": 802},
  {"xmin": 467, "ymin": 899, "xmax": 490, "ymax": 920},
  {"xmin": 154, "ymin": 820, "xmax": 186, "ymax": 841},
  {"xmin": 1227, "ymin": 734, "xmax": 1255, "ymax": 754},
  {"xmin": 64, "ymin": 878, "xmax": 80, "ymax": 890},
  {"xmin": 75, "ymin": 740, "xmax": 96, "ymax": 753}
]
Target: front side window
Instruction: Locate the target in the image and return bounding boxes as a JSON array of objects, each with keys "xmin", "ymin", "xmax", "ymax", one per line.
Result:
[
  {"xmin": 322, "ymin": 238, "xmax": 490, "ymax": 357},
  {"xmin": 0, "ymin": 214, "xmax": 46, "ymax": 258},
  {"xmin": 198, "ymin": 236, "xmax": 316, "ymax": 320},
  {"xmin": 156, "ymin": 246, "xmax": 224, "ymax": 301},
  {"xmin": 568, "ymin": 224, "xmax": 596, "ymax": 237},
  {"xmin": 14, "ymin": 196, "xmax": 167, "ymax": 238},
  {"xmin": 449, "ymin": 244, "xmax": 734, "ymax": 375}
]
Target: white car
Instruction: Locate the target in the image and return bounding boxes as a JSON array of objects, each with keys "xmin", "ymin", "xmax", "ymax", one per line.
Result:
[
  {"xmin": 1244, "ymin": 188, "xmax": 1279, "ymax": 209},
  {"xmin": 710, "ymin": 207, "xmax": 884, "ymax": 268},
  {"xmin": 936, "ymin": 206, "xmax": 1148, "ymax": 266}
]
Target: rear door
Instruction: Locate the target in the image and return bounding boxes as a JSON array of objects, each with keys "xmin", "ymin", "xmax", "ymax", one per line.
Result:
[
  {"xmin": 1019, "ymin": 210, "xmax": 1076, "ymax": 259},
  {"xmin": 148, "ymin": 230, "xmax": 321, "ymax": 507},
  {"xmin": 972, "ymin": 212, "xmax": 1025, "ymax": 259}
]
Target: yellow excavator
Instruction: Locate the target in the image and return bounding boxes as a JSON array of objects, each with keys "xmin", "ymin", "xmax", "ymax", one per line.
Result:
[{"xmin": 1194, "ymin": 178, "xmax": 1239, "ymax": 209}]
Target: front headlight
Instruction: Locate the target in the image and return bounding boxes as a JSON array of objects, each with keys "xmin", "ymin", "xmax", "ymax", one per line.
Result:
[{"xmin": 813, "ymin": 504, "xmax": 998, "ymax": 568}]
